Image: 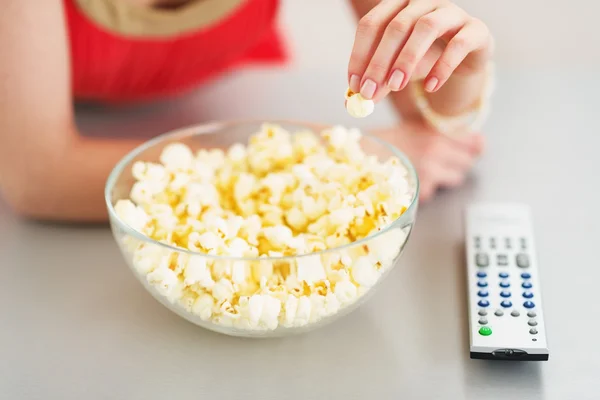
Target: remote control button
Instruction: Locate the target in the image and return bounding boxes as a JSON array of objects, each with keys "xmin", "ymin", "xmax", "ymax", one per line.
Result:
[
  {"xmin": 499, "ymin": 272, "xmax": 509, "ymax": 278},
  {"xmin": 478, "ymin": 300, "xmax": 490, "ymax": 307},
  {"xmin": 477, "ymin": 281, "xmax": 488, "ymax": 288},
  {"xmin": 527, "ymin": 311, "xmax": 537, "ymax": 318},
  {"xmin": 500, "ymin": 291, "xmax": 511, "ymax": 298},
  {"xmin": 479, "ymin": 326, "xmax": 492, "ymax": 336},
  {"xmin": 523, "ymin": 301, "xmax": 535, "ymax": 309},
  {"xmin": 528, "ymin": 319, "xmax": 538, "ymax": 326},
  {"xmin": 505, "ymin": 237, "xmax": 512, "ymax": 249},
  {"xmin": 475, "ymin": 253, "xmax": 489, "ymax": 267},
  {"xmin": 476, "ymin": 271, "xmax": 487, "ymax": 278},
  {"xmin": 490, "ymin": 238, "xmax": 496, "ymax": 249},
  {"xmin": 475, "ymin": 236, "xmax": 481, "ymax": 249},
  {"xmin": 477, "ymin": 290, "xmax": 489, "ymax": 297},
  {"xmin": 521, "ymin": 272, "xmax": 531, "ymax": 279},
  {"xmin": 522, "ymin": 282, "xmax": 533, "ymax": 289},
  {"xmin": 516, "ymin": 253, "xmax": 530, "ymax": 268},
  {"xmin": 495, "ymin": 309, "xmax": 504, "ymax": 317},
  {"xmin": 479, "ymin": 318, "xmax": 488, "ymax": 325},
  {"xmin": 520, "ymin": 238, "xmax": 527, "ymax": 249},
  {"xmin": 501, "ymin": 300, "xmax": 512, "ymax": 308},
  {"xmin": 499, "ymin": 281, "xmax": 510, "ymax": 288},
  {"xmin": 529, "ymin": 328, "xmax": 538, "ymax": 335},
  {"xmin": 497, "ymin": 254, "xmax": 508, "ymax": 266},
  {"xmin": 478, "ymin": 309, "xmax": 488, "ymax": 316},
  {"xmin": 511, "ymin": 310, "xmax": 520, "ymax": 317},
  {"xmin": 523, "ymin": 292, "xmax": 534, "ymax": 299}
]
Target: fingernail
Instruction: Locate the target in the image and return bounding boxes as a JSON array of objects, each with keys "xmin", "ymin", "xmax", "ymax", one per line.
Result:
[
  {"xmin": 387, "ymin": 70, "xmax": 404, "ymax": 91},
  {"xmin": 349, "ymin": 74, "xmax": 361, "ymax": 93},
  {"xmin": 360, "ymin": 79, "xmax": 377, "ymax": 99},
  {"xmin": 424, "ymin": 77, "xmax": 439, "ymax": 92}
]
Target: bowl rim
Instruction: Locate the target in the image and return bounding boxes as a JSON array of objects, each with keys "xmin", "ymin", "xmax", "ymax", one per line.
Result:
[{"xmin": 105, "ymin": 120, "xmax": 420, "ymax": 261}]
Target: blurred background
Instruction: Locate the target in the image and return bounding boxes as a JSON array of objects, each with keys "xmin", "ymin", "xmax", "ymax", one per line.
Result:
[
  {"xmin": 79, "ymin": 0, "xmax": 599, "ymax": 136},
  {"xmin": 282, "ymin": 0, "xmax": 600, "ymax": 69}
]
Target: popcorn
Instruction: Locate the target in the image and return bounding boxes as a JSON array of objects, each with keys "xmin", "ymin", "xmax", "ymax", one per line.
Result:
[
  {"xmin": 116, "ymin": 123, "xmax": 415, "ymax": 333},
  {"xmin": 351, "ymin": 256, "xmax": 380, "ymax": 288},
  {"xmin": 262, "ymin": 225, "xmax": 293, "ymax": 249},
  {"xmin": 115, "ymin": 200, "xmax": 149, "ymax": 232},
  {"xmin": 160, "ymin": 143, "xmax": 194, "ymax": 171},
  {"xmin": 334, "ymin": 280, "xmax": 358, "ymax": 305},
  {"xmin": 296, "ymin": 254, "xmax": 326, "ymax": 285},
  {"xmin": 284, "ymin": 296, "xmax": 299, "ymax": 327},
  {"xmin": 132, "ymin": 161, "xmax": 168, "ymax": 183},
  {"xmin": 227, "ymin": 143, "xmax": 247, "ymax": 164},
  {"xmin": 188, "ymin": 231, "xmax": 221, "ymax": 252},
  {"xmin": 147, "ymin": 265, "xmax": 179, "ymax": 297},
  {"xmin": 285, "ymin": 207, "xmax": 308, "ymax": 231},
  {"xmin": 345, "ymin": 90, "xmax": 375, "ymax": 118},
  {"xmin": 294, "ymin": 296, "xmax": 312, "ymax": 327},
  {"xmin": 184, "ymin": 256, "xmax": 214, "ymax": 288},
  {"xmin": 212, "ymin": 279, "xmax": 235, "ymax": 304},
  {"xmin": 132, "ymin": 244, "xmax": 165, "ymax": 274}
]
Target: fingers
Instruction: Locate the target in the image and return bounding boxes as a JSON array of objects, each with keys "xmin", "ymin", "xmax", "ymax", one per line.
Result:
[
  {"xmin": 348, "ymin": 0, "xmax": 493, "ymax": 102},
  {"xmin": 417, "ymin": 133, "xmax": 485, "ymax": 201},
  {"xmin": 360, "ymin": 1, "xmax": 437, "ymax": 98},
  {"xmin": 392, "ymin": 6, "xmax": 468, "ymax": 92},
  {"xmin": 433, "ymin": 140, "xmax": 475, "ymax": 170},
  {"xmin": 348, "ymin": 0, "xmax": 409, "ymax": 94},
  {"xmin": 418, "ymin": 162, "xmax": 465, "ymax": 201},
  {"xmin": 425, "ymin": 19, "xmax": 492, "ymax": 92}
]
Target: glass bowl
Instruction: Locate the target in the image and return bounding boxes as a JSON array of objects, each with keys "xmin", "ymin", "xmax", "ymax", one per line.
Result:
[{"xmin": 105, "ymin": 121, "xmax": 419, "ymax": 337}]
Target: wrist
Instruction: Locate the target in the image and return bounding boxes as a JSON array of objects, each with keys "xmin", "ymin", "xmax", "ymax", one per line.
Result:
[
  {"xmin": 410, "ymin": 62, "xmax": 495, "ymax": 136},
  {"xmin": 424, "ymin": 68, "xmax": 488, "ymax": 116}
]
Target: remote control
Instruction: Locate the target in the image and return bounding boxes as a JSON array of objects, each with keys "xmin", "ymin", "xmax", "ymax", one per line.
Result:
[{"xmin": 465, "ymin": 203, "xmax": 549, "ymax": 361}]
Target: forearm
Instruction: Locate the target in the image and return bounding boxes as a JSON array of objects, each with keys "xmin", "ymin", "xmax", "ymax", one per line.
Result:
[{"xmin": 1, "ymin": 135, "xmax": 143, "ymax": 223}]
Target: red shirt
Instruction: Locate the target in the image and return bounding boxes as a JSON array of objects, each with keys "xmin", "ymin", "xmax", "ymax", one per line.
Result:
[{"xmin": 64, "ymin": 0, "xmax": 287, "ymax": 102}]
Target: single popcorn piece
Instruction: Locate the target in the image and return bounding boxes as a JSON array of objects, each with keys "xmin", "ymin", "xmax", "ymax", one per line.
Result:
[
  {"xmin": 262, "ymin": 225, "xmax": 293, "ymax": 249},
  {"xmin": 294, "ymin": 296, "xmax": 312, "ymax": 327},
  {"xmin": 147, "ymin": 265, "xmax": 179, "ymax": 297},
  {"xmin": 284, "ymin": 296, "xmax": 299, "ymax": 327},
  {"xmin": 184, "ymin": 256, "xmax": 214, "ymax": 288},
  {"xmin": 334, "ymin": 279, "xmax": 358, "ymax": 304},
  {"xmin": 351, "ymin": 256, "xmax": 381, "ymax": 288},
  {"xmin": 296, "ymin": 254, "xmax": 326, "ymax": 285},
  {"xmin": 212, "ymin": 278, "xmax": 235, "ymax": 304},
  {"xmin": 117, "ymin": 123, "xmax": 416, "ymax": 333},
  {"xmin": 160, "ymin": 142, "xmax": 194, "ymax": 171},
  {"xmin": 345, "ymin": 89, "xmax": 375, "ymax": 118},
  {"xmin": 115, "ymin": 200, "xmax": 149, "ymax": 233}
]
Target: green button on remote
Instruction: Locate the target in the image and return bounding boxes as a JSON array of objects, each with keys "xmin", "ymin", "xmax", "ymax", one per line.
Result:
[{"xmin": 479, "ymin": 326, "xmax": 492, "ymax": 336}]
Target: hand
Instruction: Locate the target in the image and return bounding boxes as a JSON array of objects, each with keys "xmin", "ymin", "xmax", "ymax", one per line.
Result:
[
  {"xmin": 348, "ymin": 0, "xmax": 493, "ymax": 101},
  {"xmin": 372, "ymin": 121, "xmax": 484, "ymax": 201}
]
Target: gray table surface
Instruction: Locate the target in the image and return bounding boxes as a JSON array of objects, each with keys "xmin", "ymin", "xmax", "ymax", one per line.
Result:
[{"xmin": 1, "ymin": 67, "xmax": 599, "ymax": 400}]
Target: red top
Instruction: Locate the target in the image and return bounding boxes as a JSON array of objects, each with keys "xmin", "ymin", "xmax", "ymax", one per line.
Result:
[{"xmin": 64, "ymin": 0, "xmax": 287, "ymax": 102}]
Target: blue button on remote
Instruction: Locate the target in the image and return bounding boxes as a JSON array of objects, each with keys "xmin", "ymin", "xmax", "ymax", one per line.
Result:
[
  {"xmin": 499, "ymin": 272, "xmax": 509, "ymax": 278},
  {"xmin": 522, "ymin": 282, "xmax": 533, "ymax": 289},
  {"xmin": 521, "ymin": 272, "xmax": 531, "ymax": 279},
  {"xmin": 478, "ymin": 300, "xmax": 490, "ymax": 307},
  {"xmin": 477, "ymin": 290, "xmax": 489, "ymax": 297},
  {"xmin": 476, "ymin": 272, "xmax": 487, "ymax": 278},
  {"xmin": 477, "ymin": 281, "xmax": 488, "ymax": 288},
  {"xmin": 501, "ymin": 300, "xmax": 512, "ymax": 308},
  {"xmin": 523, "ymin": 292, "xmax": 534, "ymax": 299},
  {"xmin": 524, "ymin": 301, "xmax": 535, "ymax": 309},
  {"xmin": 500, "ymin": 291, "xmax": 511, "ymax": 298},
  {"xmin": 499, "ymin": 281, "xmax": 510, "ymax": 288}
]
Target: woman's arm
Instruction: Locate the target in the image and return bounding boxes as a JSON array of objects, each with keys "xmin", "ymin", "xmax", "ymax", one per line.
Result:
[
  {"xmin": 0, "ymin": 1, "xmax": 143, "ymax": 222},
  {"xmin": 348, "ymin": 0, "xmax": 491, "ymax": 122}
]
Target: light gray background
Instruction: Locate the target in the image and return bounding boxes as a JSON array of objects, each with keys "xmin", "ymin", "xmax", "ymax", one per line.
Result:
[{"xmin": 1, "ymin": 1, "xmax": 599, "ymax": 399}]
